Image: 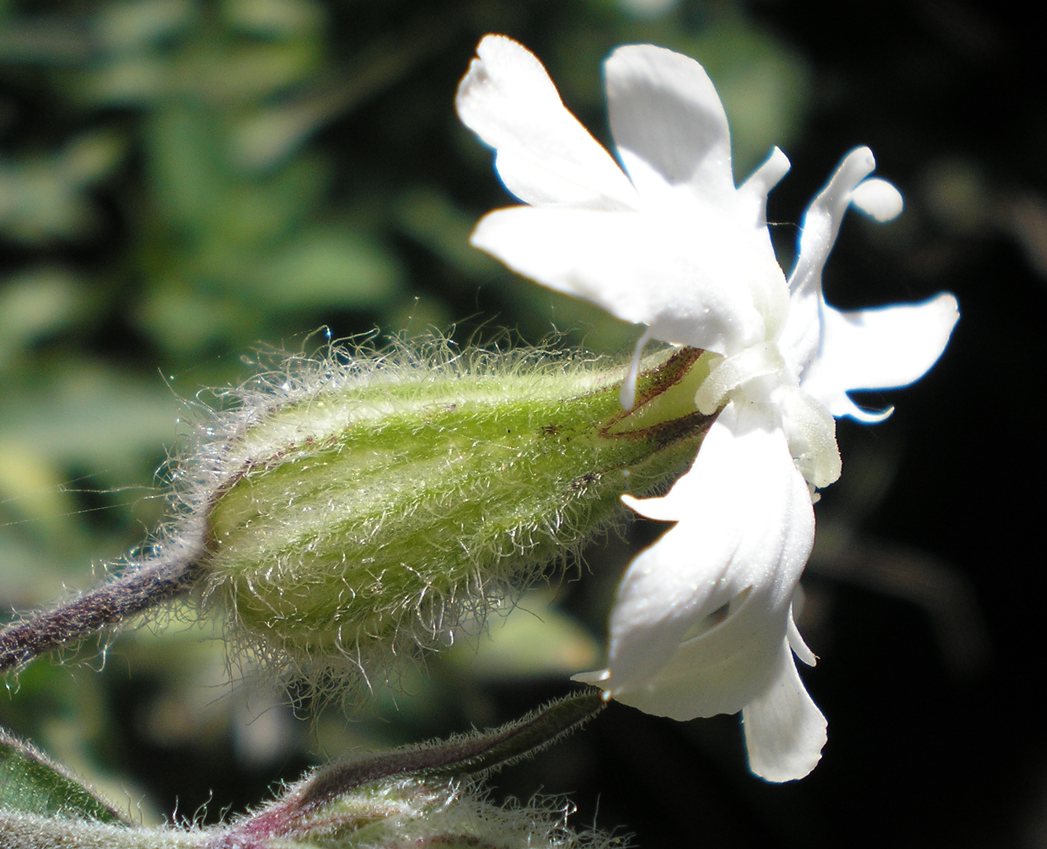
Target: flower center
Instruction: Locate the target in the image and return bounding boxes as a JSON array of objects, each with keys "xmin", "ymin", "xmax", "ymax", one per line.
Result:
[
  {"xmin": 693, "ymin": 344, "xmax": 841, "ymax": 491},
  {"xmin": 692, "ymin": 342, "xmax": 784, "ymax": 415}
]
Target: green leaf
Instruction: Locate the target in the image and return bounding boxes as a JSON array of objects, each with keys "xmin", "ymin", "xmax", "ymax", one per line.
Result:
[
  {"xmin": 255, "ymin": 227, "xmax": 403, "ymax": 310},
  {"xmin": 0, "ymin": 729, "xmax": 127, "ymax": 823}
]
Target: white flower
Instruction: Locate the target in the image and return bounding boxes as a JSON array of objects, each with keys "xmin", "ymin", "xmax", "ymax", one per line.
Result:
[{"xmin": 456, "ymin": 35, "xmax": 959, "ymax": 781}]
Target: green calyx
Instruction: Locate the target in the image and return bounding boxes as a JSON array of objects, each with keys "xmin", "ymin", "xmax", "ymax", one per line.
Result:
[{"xmin": 198, "ymin": 342, "xmax": 712, "ymax": 690}]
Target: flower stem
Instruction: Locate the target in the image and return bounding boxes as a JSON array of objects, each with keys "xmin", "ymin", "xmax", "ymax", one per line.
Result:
[
  {"xmin": 209, "ymin": 690, "xmax": 605, "ymax": 849},
  {"xmin": 301, "ymin": 688, "xmax": 605, "ymax": 807},
  {"xmin": 0, "ymin": 812, "xmax": 202, "ymax": 849},
  {"xmin": 0, "ymin": 547, "xmax": 202, "ymax": 674}
]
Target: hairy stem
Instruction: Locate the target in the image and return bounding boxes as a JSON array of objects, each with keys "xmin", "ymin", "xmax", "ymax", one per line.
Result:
[
  {"xmin": 300, "ymin": 689, "xmax": 605, "ymax": 808},
  {"xmin": 0, "ymin": 812, "xmax": 201, "ymax": 849},
  {"xmin": 0, "ymin": 548, "xmax": 202, "ymax": 674},
  {"xmin": 210, "ymin": 691, "xmax": 605, "ymax": 849}
]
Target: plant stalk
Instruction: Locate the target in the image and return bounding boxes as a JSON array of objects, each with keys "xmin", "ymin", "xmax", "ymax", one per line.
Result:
[{"xmin": 0, "ymin": 548, "xmax": 202, "ymax": 674}]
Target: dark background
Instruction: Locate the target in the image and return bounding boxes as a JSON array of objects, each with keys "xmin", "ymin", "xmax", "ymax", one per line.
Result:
[{"xmin": 1, "ymin": 1, "xmax": 1042, "ymax": 847}]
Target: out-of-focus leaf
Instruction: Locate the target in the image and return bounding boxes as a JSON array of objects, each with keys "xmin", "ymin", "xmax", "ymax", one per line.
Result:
[
  {"xmin": 615, "ymin": 0, "xmax": 680, "ymax": 20},
  {"xmin": 0, "ymin": 133, "xmax": 123, "ymax": 244},
  {"xmin": 0, "ymin": 164, "xmax": 86, "ymax": 243},
  {"xmin": 0, "ymin": 730, "xmax": 127, "ymax": 823},
  {"xmin": 447, "ymin": 591, "xmax": 600, "ymax": 680},
  {"xmin": 0, "ymin": 361, "xmax": 181, "ymax": 478},
  {"xmin": 135, "ymin": 286, "xmax": 248, "ymax": 355},
  {"xmin": 209, "ymin": 42, "xmax": 322, "ymax": 102},
  {"xmin": 231, "ymin": 87, "xmax": 346, "ymax": 171},
  {"xmin": 0, "ymin": 17, "xmax": 92, "ymax": 64},
  {"xmin": 58, "ymin": 132, "xmax": 126, "ymax": 184},
  {"xmin": 257, "ymin": 227, "xmax": 403, "ymax": 309},
  {"xmin": 225, "ymin": 0, "xmax": 325, "ymax": 38},
  {"xmin": 146, "ymin": 105, "xmax": 228, "ymax": 231},
  {"xmin": 94, "ymin": 0, "xmax": 193, "ymax": 53},
  {"xmin": 0, "ymin": 438, "xmax": 83, "ymax": 542},
  {"xmin": 215, "ymin": 162, "xmax": 325, "ymax": 247},
  {"xmin": 82, "ymin": 54, "xmax": 169, "ymax": 103},
  {"xmin": 0, "ymin": 269, "xmax": 84, "ymax": 367},
  {"xmin": 0, "ymin": 363, "xmax": 176, "ymax": 583},
  {"xmin": 397, "ymin": 188, "xmax": 497, "ymax": 277}
]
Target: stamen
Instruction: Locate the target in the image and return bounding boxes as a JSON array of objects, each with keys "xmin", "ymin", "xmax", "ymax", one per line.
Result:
[
  {"xmin": 738, "ymin": 146, "xmax": 791, "ymax": 214},
  {"xmin": 620, "ymin": 326, "xmax": 654, "ymax": 410},
  {"xmin": 788, "ymin": 146, "xmax": 878, "ymax": 300},
  {"xmin": 693, "ymin": 343, "xmax": 782, "ymax": 415}
]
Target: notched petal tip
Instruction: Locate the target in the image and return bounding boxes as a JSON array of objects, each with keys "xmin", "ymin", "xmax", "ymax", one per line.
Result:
[
  {"xmin": 604, "ymin": 42, "xmax": 735, "ymax": 200},
  {"xmin": 455, "ymin": 35, "xmax": 537, "ymax": 118},
  {"xmin": 456, "ymin": 34, "xmax": 637, "ymax": 209}
]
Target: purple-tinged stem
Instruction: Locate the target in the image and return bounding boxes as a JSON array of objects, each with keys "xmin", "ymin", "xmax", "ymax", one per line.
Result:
[{"xmin": 0, "ymin": 549, "xmax": 202, "ymax": 674}]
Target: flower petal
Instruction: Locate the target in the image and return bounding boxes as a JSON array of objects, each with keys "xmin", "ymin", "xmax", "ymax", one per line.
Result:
[
  {"xmin": 582, "ymin": 401, "xmax": 816, "ymax": 719},
  {"xmin": 456, "ymin": 35, "xmax": 638, "ymax": 209},
  {"xmin": 801, "ymin": 293, "xmax": 960, "ymax": 420},
  {"xmin": 789, "ymin": 147, "xmax": 878, "ymax": 299},
  {"xmin": 470, "ymin": 206, "xmax": 776, "ymax": 353},
  {"xmin": 781, "ymin": 147, "xmax": 878, "ymax": 372},
  {"xmin": 741, "ymin": 640, "xmax": 827, "ymax": 782},
  {"xmin": 572, "ymin": 514, "xmax": 742, "ymax": 702},
  {"xmin": 604, "ymin": 45, "xmax": 735, "ymax": 203}
]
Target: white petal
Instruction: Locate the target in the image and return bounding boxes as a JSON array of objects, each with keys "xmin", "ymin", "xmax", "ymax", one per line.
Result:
[
  {"xmin": 588, "ymin": 515, "xmax": 742, "ymax": 697},
  {"xmin": 781, "ymin": 147, "xmax": 878, "ymax": 372},
  {"xmin": 598, "ymin": 401, "xmax": 816, "ymax": 718},
  {"xmin": 742, "ymin": 640, "xmax": 827, "ymax": 782},
  {"xmin": 456, "ymin": 35, "xmax": 638, "ymax": 208},
  {"xmin": 801, "ymin": 292, "xmax": 960, "ymax": 419},
  {"xmin": 470, "ymin": 206, "xmax": 776, "ymax": 353},
  {"xmin": 604, "ymin": 44, "xmax": 735, "ymax": 202},
  {"xmin": 620, "ymin": 403, "xmax": 740, "ymax": 524}
]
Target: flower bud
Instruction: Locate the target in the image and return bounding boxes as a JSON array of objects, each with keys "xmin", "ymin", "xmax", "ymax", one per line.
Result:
[{"xmin": 189, "ymin": 339, "xmax": 711, "ymax": 691}]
